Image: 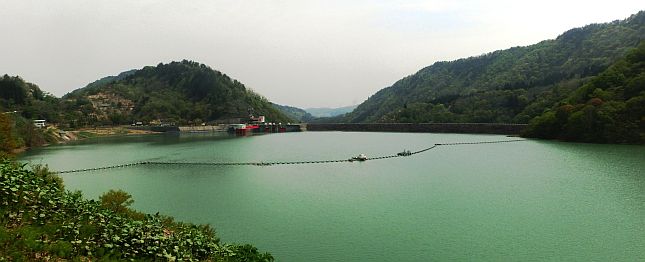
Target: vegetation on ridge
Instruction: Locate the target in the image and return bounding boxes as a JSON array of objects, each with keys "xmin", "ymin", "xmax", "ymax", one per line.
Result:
[
  {"xmin": 0, "ymin": 75, "xmax": 61, "ymax": 123},
  {"xmin": 341, "ymin": 11, "xmax": 644, "ymax": 127},
  {"xmin": 0, "ymin": 112, "xmax": 54, "ymax": 153}
]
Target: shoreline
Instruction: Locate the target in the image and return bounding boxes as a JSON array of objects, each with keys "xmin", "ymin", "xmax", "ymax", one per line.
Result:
[
  {"xmin": 13, "ymin": 126, "xmax": 162, "ymax": 154},
  {"xmin": 60, "ymin": 126, "xmax": 163, "ymax": 144}
]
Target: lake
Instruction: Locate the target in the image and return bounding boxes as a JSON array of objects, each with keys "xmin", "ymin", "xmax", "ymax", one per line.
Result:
[{"xmin": 19, "ymin": 131, "xmax": 645, "ymax": 261}]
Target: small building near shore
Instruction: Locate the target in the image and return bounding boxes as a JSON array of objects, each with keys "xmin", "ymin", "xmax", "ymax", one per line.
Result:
[{"xmin": 33, "ymin": 119, "xmax": 46, "ymax": 128}]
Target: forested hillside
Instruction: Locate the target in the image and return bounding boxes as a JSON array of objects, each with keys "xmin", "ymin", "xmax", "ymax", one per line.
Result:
[
  {"xmin": 0, "ymin": 75, "xmax": 61, "ymax": 122},
  {"xmin": 343, "ymin": 11, "xmax": 644, "ymax": 124},
  {"xmin": 2, "ymin": 61, "xmax": 293, "ymax": 128},
  {"xmin": 524, "ymin": 42, "xmax": 645, "ymax": 143},
  {"xmin": 64, "ymin": 60, "xmax": 293, "ymax": 126},
  {"xmin": 0, "ymin": 76, "xmax": 61, "ymax": 152}
]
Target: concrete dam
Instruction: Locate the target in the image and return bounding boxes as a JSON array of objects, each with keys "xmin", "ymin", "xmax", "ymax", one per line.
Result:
[
  {"xmin": 128, "ymin": 123, "xmax": 527, "ymax": 135},
  {"xmin": 305, "ymin": 123, "xmax": 527, "ymax": 135}
]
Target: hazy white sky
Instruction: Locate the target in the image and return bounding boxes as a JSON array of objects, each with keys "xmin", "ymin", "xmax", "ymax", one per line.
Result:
[{"xmin": 0, "ymin": 1, "xmax": 642, "ymax": 108}]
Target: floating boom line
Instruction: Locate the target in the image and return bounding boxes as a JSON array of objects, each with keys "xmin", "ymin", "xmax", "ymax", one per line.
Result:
[{"xmin": 52, "ymin": 139, "xmax": 526, "ymax": 174}]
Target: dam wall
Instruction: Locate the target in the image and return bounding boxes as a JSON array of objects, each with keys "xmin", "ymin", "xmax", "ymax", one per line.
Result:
[
  {"xmin": 127, "ymin": 126, "xmax": 180, "ymax": 132},
  {"xmin": 306, "ymin": 123, "xmax": 527, "ymax": 135}
]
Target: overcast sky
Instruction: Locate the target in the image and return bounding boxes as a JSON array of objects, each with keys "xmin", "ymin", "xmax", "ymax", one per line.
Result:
[{"xmin": 0, "ymin": 1, "xmax": 642, "ymax": 108}]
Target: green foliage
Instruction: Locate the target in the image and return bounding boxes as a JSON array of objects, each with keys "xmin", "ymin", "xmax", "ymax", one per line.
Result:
[
  {"xmin": 0, "ymin": 158, "xmax": 274, "ymax": 261},
  {"xmin": 29, "ymin": 163, "xmax": 64, "ymax": 191},
  {"xmin": 524, "ymin": 42, "xmax": 645, "ymax": 143},
  {"xmin": 12, "ymin": 115, "xmax": 46, "ymax": 147},
  {"xmin": 0, "ymin": 113, "xmax": 16, "ymax": 153},
  {"xmin": 0, "ymin": 75, "xmax": 66, "ymax": 153},
  {"xmin": 0, "ymin": 74, "xmax": 62, "ymax": 123},
  {"xmin": 340, "ymin": 11, "xmax": 645, "ymax": 125},
  {"xmin": 64, "ymin": 60, "xmax": 293, "ymax": 126},
  {"xmin": 2, "ymin": 61, "xmax": 292, "ymax": 129},
  {"xmin": 0, "ymin": 75, "xmax": 29, "ymax": 105},
  {"xmin": 0, "ymin": 113, "xmax": 53, "ymax": 154},
  {"xmin": 99, "ymin": 190, "xmax": 135, "ymax": 214},
  {"xmin": 99, "ymin": 189, "xmax": 145, "ymax": 220}
]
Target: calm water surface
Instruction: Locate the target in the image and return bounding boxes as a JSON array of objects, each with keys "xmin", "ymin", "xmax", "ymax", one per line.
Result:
[{"xmin": 20, "ymin": 132, "xmax": 645, "ymax": 261}]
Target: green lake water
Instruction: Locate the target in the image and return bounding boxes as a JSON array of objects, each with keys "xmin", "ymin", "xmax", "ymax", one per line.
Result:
[{"xmin": 19, "ymin": 132, "xmax": 645, "ymax": 261}]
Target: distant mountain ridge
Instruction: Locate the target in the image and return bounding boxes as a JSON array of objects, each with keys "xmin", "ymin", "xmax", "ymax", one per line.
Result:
[
  {"xmin": 342, "ymin": 11, "xmax": 645, "ymax": 124},
  {"xmin": 270, "ymin": 104, "xmax": 359, "ymax": 122},
  {"xmin": 77, "ymin": 69, "xmax": 137, "ymax": 92},
  {"xmin": 305, "ymin": 105, "xmax": 357, "ymax": 118},
  {"xmin": 271, "ymin": 103, "xmax": 315, "ymax": 122}
]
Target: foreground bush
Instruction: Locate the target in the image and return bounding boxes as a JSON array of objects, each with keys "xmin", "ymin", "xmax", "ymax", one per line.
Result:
[{"xmin": 0, "ymin": 158, "xmax": 273, "ymax": 261}]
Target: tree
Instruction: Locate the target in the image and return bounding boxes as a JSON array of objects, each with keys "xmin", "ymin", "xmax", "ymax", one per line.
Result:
[
  {"xmin": 0, "ymin": 113, "xmax": 16, "ymax": 153},
  {"xmin": 0, "ymin": 75, "xmax": 28, "ymax": 105},
  {"xmin": 99, "ymin": 189, "xmax": 135, "ymax": 214}
]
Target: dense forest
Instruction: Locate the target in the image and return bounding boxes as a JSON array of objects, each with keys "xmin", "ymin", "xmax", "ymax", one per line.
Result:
[
  {"xmin": 0, "ymin": 75, "xmax": 61, "ymax": 123},
  {"xmin": 0, "ymin": 76, "xmax": 62, "ymax": 152},
  {"xmin": 64, "ymin": 60, "xmax": 293, "ymax": 126},
  {"xmin": 340, "ymin": 11, "xmax": 644, "ymax": 129},
  {"xmin": 1, "ymin": 61, "xmax": 293, "ymax": 130},
  {"xmin": 0, "ymin": 113, "xmax": 55, "ymax": 154},
  {"xmin": 523, "ymin": 42, "xmax": 645, "ymax": 143}
]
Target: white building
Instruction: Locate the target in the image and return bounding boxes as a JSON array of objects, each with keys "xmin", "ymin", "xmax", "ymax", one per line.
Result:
[{"xmin": 33, "ymin": 119, "xmax": 46, "ymax": 128}]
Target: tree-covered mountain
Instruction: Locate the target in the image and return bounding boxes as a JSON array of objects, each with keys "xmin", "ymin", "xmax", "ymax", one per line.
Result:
[
  {"xmin": 523, "ymin": 42, "xmax": 645, "ymax": 143},
  {"xmin": 342, "ymin": 11, "xmax": 645, "ymax": 125},
  {"xmin": 305, "ymin": 105, "xmax": 357, "ymax": 118},
  {"xmin": 0, "ymin": 75, "xmax": 61, "ymax": 122},
  {"xmin": 271, "ymin": 103, "xmax": 315, "ymax": 122},
  {"xmin": 63, "ymin": 60, "xmax": 293, "ymax": 126},
  {"xmin": 0, "ymin": 77, "xmax": 77, "ymax": 152}
]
